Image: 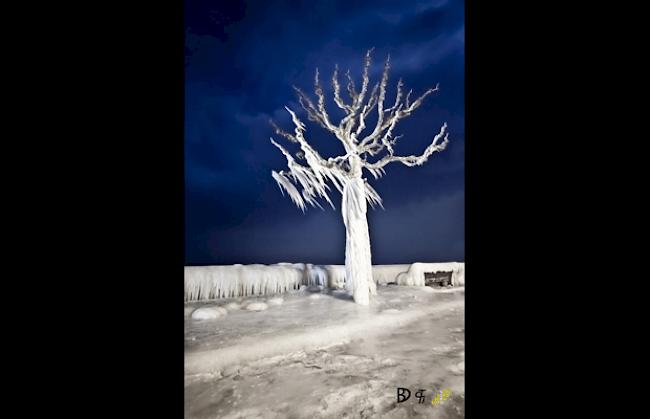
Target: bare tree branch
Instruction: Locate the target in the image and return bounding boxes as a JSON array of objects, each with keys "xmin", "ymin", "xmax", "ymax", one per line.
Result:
[
  {"xmin": 293, "ymin": 86, "xmax": 337, "ymax": 133},
  {"xmin": 269, "ymin": 119, "xmax": 298, "ymax": 143},
  {"xmin": 345, "ymin": 68, "xmax": 358, "ymax": 104},
  {"xmin": 354, "ymin": 48, "xmax": 374, "ymax": 110},
  {"xmin": 271, "ymin": 48, "xmax": 450, "ymax": 211},
  {"xmin": 403, "ymin": 83, "xmax": 439, "ymax": 115},
  {"xmin": 331, "ymin": 65, "xmax": 352, "ymax": 113},
  {"xmin": 384, "ymin": 78, "xmax": 404, "ymax": 114},
  {"xmin": 363, "ymin": 123, "xmax": 449, "ymax": 171},
  {"xmin": 280, "ymin": 106, "xmax": 343, "ymax": 172},
  {"xmin": 358, "ymin": 55, "xmax": 391, "ymax": 147}
]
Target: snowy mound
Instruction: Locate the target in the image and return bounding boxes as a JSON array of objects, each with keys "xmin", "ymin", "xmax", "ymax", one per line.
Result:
[
  {"xmin": 191, "ymin": 306, "xmax": 227, "ymax": 320},
  {"xmin": 245, "ymin": 302, "xmax": 268, "ymax": 311},
  {"xmin": 266, "ymin": 297, "xmax": 284, "ymax": 306}
]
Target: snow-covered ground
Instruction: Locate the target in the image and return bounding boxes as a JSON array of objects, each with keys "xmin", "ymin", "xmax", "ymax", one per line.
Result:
[{"xmin": 185, "ymin": 284, "xmax": 464, "ymax": 418}]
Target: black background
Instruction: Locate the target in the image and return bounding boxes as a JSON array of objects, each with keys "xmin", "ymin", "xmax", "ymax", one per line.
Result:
[{"xmin": 7, "ymin": 1, "xmax": 641, "ymax": 417}]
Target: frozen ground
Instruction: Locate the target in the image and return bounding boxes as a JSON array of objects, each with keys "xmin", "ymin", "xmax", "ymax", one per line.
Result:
[{"xmin": 185, "ymin": 285, "xmax": 464, "ymax": 418}]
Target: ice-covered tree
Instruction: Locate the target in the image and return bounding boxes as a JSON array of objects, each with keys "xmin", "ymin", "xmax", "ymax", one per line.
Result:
[{"xmin": 270, "ymin": 49, "xmax": 449, "ymax": 305}]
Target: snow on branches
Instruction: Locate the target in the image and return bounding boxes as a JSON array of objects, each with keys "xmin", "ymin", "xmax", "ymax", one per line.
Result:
[{"xmin": 270, "ymin": 49, "xmax": 449, "ymax": 211}]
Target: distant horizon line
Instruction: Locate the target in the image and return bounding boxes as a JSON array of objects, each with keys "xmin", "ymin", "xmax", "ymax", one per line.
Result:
[{"xmin": 185, "ymin": 260, "xmax": 465, "ymax": 267}]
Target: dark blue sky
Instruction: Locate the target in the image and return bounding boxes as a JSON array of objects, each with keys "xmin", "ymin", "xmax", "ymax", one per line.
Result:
[{"xmin": 185, "ymin": 0, "xmax": 464, "ymax": 265}]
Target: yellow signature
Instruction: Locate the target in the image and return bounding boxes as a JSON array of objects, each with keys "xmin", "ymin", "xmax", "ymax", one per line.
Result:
[{"xmin": 431, "ymin": 389, "xmax": 452, "ymax": 406}]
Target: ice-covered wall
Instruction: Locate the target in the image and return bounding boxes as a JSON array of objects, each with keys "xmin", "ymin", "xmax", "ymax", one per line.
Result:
[
  {"xmin": 185, "ymin": 262, "xmax": 464, "ymax": 301},
  {"xmin": 305, "ymin": 264, "xmax": 329, "ymax": 287},
  {"xmin": 372, "ymin": 264, "xmax": 412, "ymax": 285},
  {"xmin": 396, "ymin": 262, "xmax": 465, "ymax": 286},
  {"xmin": 325, "ymin": 265, "xmax": 346, "ymax": 289},
  {"xmin": 184, "ymin": 264, "xmax": 304, "ymax": 301}
]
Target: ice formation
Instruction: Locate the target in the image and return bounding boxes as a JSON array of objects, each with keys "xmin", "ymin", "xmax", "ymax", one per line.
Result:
[
  {"xmin": 185, "ymin": 262, "xmax": 465, "ymax": 302},
  {"xmin": 396, "ymin": 262, "xmax": 465, "ymax": 287},
  {"xmin": 191, "ymin": 306, "xmax": 227, "ymax": 320},
  {"xmin": 266, "ymin": 297, "xmax": 284, "ymax": 306},
  {"xmin": 371, "ymin": 264, "xmax": 411, "ymax": 285},
  {"xmin": 245, "ymin": 302, "xmax": 268, "ymax": 311},
  {"xmin": 269, "ymin": 49, "xmax": 449, "ymax": 305},
  {"xmin": 325, "ymin": 265, "xmax": 346, "ymax": 289},
  {"xmin": 184, "ymin": 264, "xmax": 303, "ymax": 301},
  {"xmin": 305, "ymin": 264, "xmax": 328, "ymax": 287},
  {"xmin": 342, "ymin": 173, "xmax": 374, "ymax": 305}
]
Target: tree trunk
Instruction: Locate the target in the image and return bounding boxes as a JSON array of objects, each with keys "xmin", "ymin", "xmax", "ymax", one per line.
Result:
[{"xmin": 342, "ymin": 176, "xmax": 376, "ymax": 305}]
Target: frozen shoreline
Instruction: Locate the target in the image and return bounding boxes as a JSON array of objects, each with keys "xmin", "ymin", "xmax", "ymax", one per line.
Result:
[
  {"xmin": 185, "ymin": 285, "xmax": 465, "ymax": 418},
  {"xmin": 186, "ymin": 289, "xmax": 463, "ymax": 375}
]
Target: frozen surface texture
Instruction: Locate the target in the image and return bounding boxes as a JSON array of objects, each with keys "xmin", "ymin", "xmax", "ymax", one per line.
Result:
[
  {"xmin": 185, "ymin": 285, "xmax": 464, "ymax": 418},
  {"xmin": 184, "ymin": 264, "xmax": 304, "ymax": 301},
  {"xmin": 244, "ymin": 302, "xmax": 268, "ymax": 312},
  {"xmin": 185, "ymin": 262, "xmax": 464, "ymax": 302}
]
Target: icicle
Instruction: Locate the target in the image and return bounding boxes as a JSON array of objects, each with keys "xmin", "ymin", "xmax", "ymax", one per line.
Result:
[{"xmin": 184, "ymin": 264, "xmax": 303, "ymax": 302}]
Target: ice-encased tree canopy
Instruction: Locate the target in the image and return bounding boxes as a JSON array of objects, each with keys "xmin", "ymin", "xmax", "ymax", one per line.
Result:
[{"xmin": 270, "ymin": 49, "xmax": 450, "ymax": 305}]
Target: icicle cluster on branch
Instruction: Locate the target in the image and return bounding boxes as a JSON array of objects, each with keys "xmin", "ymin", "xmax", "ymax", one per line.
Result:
[{"xmin": 270, "ymin": 49, "xmax": 450, "ymax": 211}]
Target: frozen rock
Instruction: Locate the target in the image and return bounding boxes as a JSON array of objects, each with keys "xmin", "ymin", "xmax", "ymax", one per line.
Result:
[
  {"xmin": 305, "ymin": 285, "xmax": 322, "ymax": 293},
  {"xmin": 225, "ymin": 302, "xmax": 241, "ymax": 310},
  {"xmin": 245, "ymin": 302, "xmax": 269, "ymax": 311},
  {"xmin": 266, "ymin": 297, "xmax": 284, "ymax": 306},
  {"xmin": 421, "ymin": 286, "xmax": 435, "ymax": 293},
  {"xmin": 191, "ymin": 307, "xmax": 226, "ymax": 320},
  {"xmin": 308, "ymin": 294, "xmax": 321, "ymax": 299}
]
